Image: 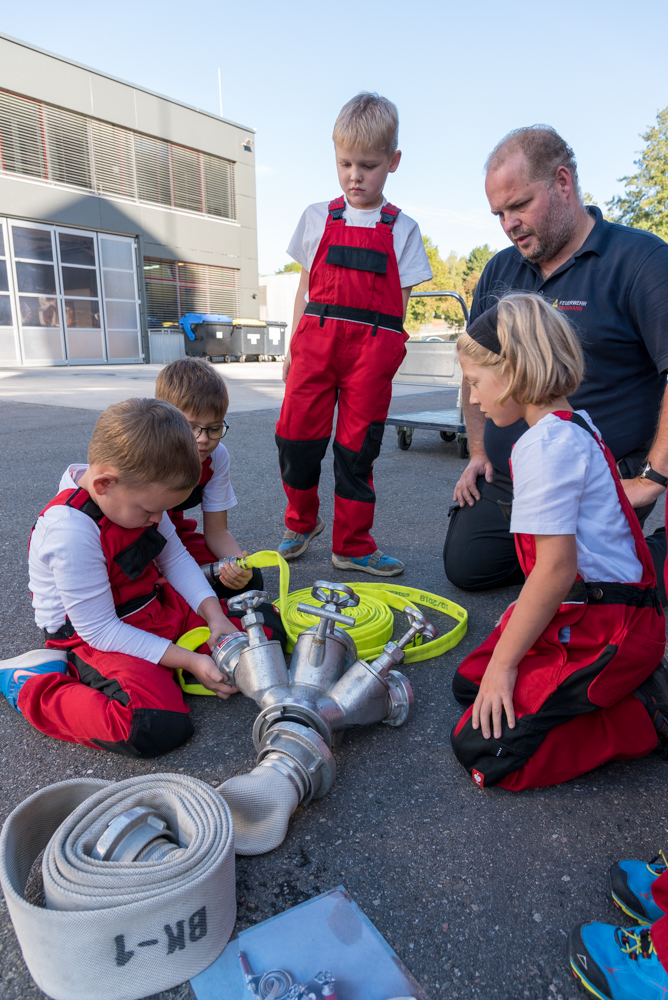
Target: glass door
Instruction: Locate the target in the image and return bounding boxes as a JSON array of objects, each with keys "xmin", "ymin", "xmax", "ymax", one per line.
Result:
[
  {"xmin": 0, "ymin": 220, "xmax": 21, "ymax": 364},
  {"xmin": 10, "ymin": 222, "xmax": 66, "ymax": 364},
  {"xmin": 98, "ymin": 235, "xmax": 142, "ymax": 362},
  {"xmin": 56, "ymin": 228, "xmax": 106, "ymax": 362}
]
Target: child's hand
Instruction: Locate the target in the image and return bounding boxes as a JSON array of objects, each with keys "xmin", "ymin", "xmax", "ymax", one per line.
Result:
[
  {"xmin": 282, "ymin": 356, "xmax": 291, "ymax": 383},
  {"xmin": 471, "ymin": 659, "xmax": 518, "ymax": 740},
  {"xmin": 187, "ymin": 652, "xmax": 239, "ymax": 700},
  {"xmin": 218, "ymin": 552, "xmax": 253, "ymax": 590}
]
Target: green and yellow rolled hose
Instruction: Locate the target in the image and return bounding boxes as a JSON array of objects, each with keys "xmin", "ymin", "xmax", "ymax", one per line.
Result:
[{"xmin": 177, "ymin": 550, "xmax": 467, "ymax": 694}]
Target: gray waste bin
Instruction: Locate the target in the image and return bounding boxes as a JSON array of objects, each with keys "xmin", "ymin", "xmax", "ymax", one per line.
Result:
[
  {"xmin": 264, "ymin": 320, "xmax": 287, "ymax": 359},
  {"xmin": 180, "ymin": 313, "xmax": 233, "ymax": 361},
  {"xmin": 230, "ymin": 319, "xmax": 266, "ymax": 361}
]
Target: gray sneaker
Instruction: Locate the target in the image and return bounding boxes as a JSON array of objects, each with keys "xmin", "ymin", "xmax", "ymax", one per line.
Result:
[
  {"xmin": 278, "ymin": 516, "xmax": 325, "ymax": 561},
  {"xmin": 331, "ymin": 549, "xmax": 405, "ymax": 577}
]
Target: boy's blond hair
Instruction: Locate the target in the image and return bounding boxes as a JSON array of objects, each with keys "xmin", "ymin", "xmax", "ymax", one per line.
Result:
[
  {"xmin": 88, "ymin": 398, "xmax": 201, "ymax": 492},
  {"xmin": 457, "ymin": 293, "xmax": 584, "ymax": 406},
  {"xmin": 333, "ymin": 92, "xmax": 399, "ymax": 157},
  {"xmin": 155, "ymin": 357, "xmax": 229, "ymax": 419}
]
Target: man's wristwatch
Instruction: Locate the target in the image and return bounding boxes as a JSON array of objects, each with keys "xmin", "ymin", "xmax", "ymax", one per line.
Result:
[{"xmin": 639, "ymin": 461, "xmax": 668, "ymax": 488}]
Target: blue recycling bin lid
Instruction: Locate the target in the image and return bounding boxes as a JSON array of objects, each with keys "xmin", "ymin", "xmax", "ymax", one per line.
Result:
[{"xmin": 179, "ymin": 313, "xmax": 233, "ymax": 341}]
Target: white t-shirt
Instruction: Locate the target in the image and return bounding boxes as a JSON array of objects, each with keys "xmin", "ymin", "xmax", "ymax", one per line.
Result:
[
  {"xmin": 29, "ymin": 465, "xmax": 216, "ymax": 663},
  {"xmin": 287, "ymin": 197, "xmax": 433, "ymax": 289},
  {"xmin": 200, "ymin": 443, "xmax": 237, "ymax": 513},
  {"xmin": 510, "ymin": 410, "xmax": 643, "ymax": 584}
]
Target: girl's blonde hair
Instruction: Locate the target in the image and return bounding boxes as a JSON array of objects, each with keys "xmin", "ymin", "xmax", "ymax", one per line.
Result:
[{"xmin": 457, "ymin": 292, "xmax": 584, "ymax": 406}]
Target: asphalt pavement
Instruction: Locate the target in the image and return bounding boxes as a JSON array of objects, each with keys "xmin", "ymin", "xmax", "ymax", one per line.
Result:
[{"xmin": 0, "ymin": 388, "xmax": 667, "ymax": 1000}]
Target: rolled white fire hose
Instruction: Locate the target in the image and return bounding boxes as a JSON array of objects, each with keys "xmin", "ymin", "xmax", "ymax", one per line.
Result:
[{"xmin": 0, "ymin": 773, "xmax": 236, "ymax": 1000}]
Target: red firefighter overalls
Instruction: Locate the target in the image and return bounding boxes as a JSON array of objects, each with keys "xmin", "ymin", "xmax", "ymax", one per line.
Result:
[
  {"xmin": 451, "ymin": 412, "xmax": 665, "ymax": 791},
  {"xmin": 275, "ymin": 197, "xmax": 409, "ymax": 556},
  {"xmin": 169, "ymin": 456, "xmax": 216, "ymax": 565},
  {"xmin": 24, "ymin": 487, "xmax": 284, "ymax": 758}
]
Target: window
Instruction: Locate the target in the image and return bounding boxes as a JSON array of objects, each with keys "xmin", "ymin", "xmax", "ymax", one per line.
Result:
[
  {"xmin": 0, "ymin": 89, "xmax": 236, "ymax": 220},
  {"xmin": 144, "ymin": 257, "xmax": 239, "ymax": 326}
]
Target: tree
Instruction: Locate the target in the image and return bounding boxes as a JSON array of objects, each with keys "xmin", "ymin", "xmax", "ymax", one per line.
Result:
[
  {"xmin": 276, "ymin": 261, "xmax": 302, "ymax": 273},
  {"xmin": 405, "ymin": 239, "xmax": 495, "ymax": 332},
  {"xmin": 606, "ymin": 107, "xmax": 668, "ymax": 239}
]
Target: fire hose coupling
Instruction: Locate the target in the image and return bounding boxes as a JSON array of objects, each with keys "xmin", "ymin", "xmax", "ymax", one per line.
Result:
[
  {"xmin": 90, "ymin": 805, "xmax": 183, "ymax": 863},
  {"xmin": 257, "ymin": 721, "xmax": 336, "ymax": 805},
  {"xmin": 201, "ymin": 554, "xmax": 248, "ymax": 588}
]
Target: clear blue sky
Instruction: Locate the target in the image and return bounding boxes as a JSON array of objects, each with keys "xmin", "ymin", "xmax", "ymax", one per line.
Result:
[{"xmin": 3, "ymin": 1, "xmax": 668, "ymax": 274}]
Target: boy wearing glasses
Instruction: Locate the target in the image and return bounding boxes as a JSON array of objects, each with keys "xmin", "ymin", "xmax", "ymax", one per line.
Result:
[{"xmin": 152, "ymin": 358, "xmax": 257, "ymax": 597}]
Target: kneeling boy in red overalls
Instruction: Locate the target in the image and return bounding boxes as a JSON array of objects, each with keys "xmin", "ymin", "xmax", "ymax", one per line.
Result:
[
  {"xmin": 0, "ymin": 399, "xmax": 284, "ymax": 758},
  {"xmin": 450, "ymin": 293, "xmax": 668, "ymax": 791},
  {"xmin": 275, "ymin": 92, "xmax": 433, "ymax": 576},
  {"xmin": 154, "ymin": 357, "xmax": 263, "ymax": 599}
]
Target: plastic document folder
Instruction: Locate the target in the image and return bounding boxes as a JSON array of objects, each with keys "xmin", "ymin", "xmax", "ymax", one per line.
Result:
[{"xmin": 190, "ymin": 885, "xmax": 429, "ymax": 1000}]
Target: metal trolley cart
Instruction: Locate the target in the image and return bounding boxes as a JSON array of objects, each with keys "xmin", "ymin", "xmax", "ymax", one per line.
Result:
[{"xmin": 385, "ymin": 290, "xmax": 470, "ymax": 458}]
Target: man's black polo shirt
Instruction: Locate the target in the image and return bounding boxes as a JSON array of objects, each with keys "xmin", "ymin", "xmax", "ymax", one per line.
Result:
[{"xmin": 470, "ymin": 206, "xmax": 668, "ymax": 472}]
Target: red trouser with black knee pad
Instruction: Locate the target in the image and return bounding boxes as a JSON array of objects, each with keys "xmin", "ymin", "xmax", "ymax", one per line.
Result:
[
  {"xmin": 276, "ymin": 197, "xmax": 408, "ymax": 557},
  {"xmin": 22, "ymin": 583, "xmax": 207, "ymax": 757},
  {"xmin": 450, "ymin": 412, "xmax": 665, "ymax": 790}
]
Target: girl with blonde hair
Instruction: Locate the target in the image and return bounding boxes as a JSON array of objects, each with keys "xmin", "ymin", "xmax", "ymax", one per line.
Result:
[{"xmin": 450, "ymin": 292, "xmax": 667, "ymax": 791}]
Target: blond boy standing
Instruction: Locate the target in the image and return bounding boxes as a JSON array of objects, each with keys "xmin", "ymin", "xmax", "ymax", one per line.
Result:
[{"xmin": 275, "ymin": 92, "xmax": 432, "ymax": 576}]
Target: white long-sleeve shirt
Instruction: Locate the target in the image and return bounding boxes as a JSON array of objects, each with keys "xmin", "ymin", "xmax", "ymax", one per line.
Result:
[{"xmin": 29, "ymin": 465, "xmax": 216, "ymax": 663}]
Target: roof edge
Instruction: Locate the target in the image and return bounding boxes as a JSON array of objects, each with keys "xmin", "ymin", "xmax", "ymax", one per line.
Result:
[{"xmin": 0, "ymin": 30, "xmax": 256, "ymax": 134}]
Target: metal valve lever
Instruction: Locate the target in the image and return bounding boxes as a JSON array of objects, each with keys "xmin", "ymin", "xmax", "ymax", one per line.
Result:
[
  {"xmin": 226, "ymin": 589, "xmax": 269, "ymax": 646},
  {"xmin": 297, "ymin": 581, "xmax": 359, "ymax": 637},
  {"xmin": 371, "ymin": 605, "xmax": 438, "ymax": 676}
]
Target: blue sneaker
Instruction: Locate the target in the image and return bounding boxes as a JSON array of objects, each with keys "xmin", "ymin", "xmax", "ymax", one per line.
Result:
[
  {"xmin": 569, "ymin": 922, "xmax": 668, "ymax": 1000},
  {"xmin": 278, "ymin": 516, "xmax": 325, "ymax": 561},
  {"xmin": 331, "ymin": 549, "xmax": 405, "ymax": 577},
  {"xmin": 0, "ymin": 649, "xmax": 68, "ymax": 713},
  {"xmin": 609, "ymin": 853, "xmax": 667, "ymax": 925}
]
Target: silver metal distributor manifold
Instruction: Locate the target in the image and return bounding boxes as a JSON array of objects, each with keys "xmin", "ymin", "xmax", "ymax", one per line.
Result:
[{"xmin": 209, "ymin": 583, "xmax": 436, "ymax": 809}]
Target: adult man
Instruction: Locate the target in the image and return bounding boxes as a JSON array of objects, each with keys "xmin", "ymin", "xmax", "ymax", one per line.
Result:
[{"xmin": 444, "ymin": 125, "xmax": 668, "ymax": 596}]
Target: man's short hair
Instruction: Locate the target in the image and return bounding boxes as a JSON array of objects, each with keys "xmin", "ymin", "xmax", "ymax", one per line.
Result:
[
  {"xmin": 88, "ymin": 397, "xmax": 201, "ymax": 492},
  {"xmin": 333, "ymin": 92, "xmax": 399, "ymax": 157},
  {"xmin": 155, "ymin": 357, "xmax": 229, "ymax": 420},
  {"xmin": 486, "ymin": 125, "xmax": 580, "ymax": 195}
]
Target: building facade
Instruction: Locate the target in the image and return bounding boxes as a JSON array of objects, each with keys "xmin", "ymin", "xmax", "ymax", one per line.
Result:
[{"xmin": 0, "ymin": 33, "xmax": 258, "ymax": 366}]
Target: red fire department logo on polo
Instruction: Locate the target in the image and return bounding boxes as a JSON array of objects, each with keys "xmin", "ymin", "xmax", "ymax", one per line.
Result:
[{"xmin": 472, "ymin": 769, "xmax": 485, "ymax": 788}]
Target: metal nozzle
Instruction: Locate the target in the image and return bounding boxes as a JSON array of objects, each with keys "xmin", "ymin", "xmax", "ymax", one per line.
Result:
[{"xmin": 201, "ymin": 555, "xmax": 248, "ymax": 588}]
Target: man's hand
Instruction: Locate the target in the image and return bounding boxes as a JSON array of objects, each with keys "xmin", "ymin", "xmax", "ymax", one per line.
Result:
[
  {"xmin": 217, "ymin": 551, "xmax": 253, "ymax": 590},
  {"xmin": 621, "ymin": 476, "xmax": 666, "ymax": 509},
  {"xmin": 471, "ymin": 658, "xmax": 518, "ymax": 739},
  {"xmin": 453, "ymin": 455, "xmax": 494, "ymax": 507},
  {"xmin": 187, "ymin": 652, "xmax": 239, "ymax": 700}
]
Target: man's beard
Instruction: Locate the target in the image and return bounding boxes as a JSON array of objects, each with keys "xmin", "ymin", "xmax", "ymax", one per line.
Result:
[{"xmin": 513, "ymin": 187, "xmax": 577, "ymax": 264}]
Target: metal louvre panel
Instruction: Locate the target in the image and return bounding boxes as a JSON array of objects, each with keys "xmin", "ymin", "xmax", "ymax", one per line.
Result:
[
  {"xmin": 134, "ymin": 134, "xmax": 172, "ymax": 205},
  {"xmin": 171, "ymin": 145, "xmax": 202, "ymax": 212},
  {"xmin": 91, "ymin": 121, "xmax": 136, "ymax": 198},
  {"xmin": 143, "ymin": 257, "xmax": 239, "ymax": 325},
  {"xmin": 203, "ymin": 154, "xmax": 235, "ymax": 219},
  {"xmin": 0, "ymin": 90, "xmax": 236, "ymax": 219},
  {"xmin": 0, "ymin": 90, "xmax": 47, "ymax": 179},
  {"xmin": 43, "ymin": 106, "xmax": 91, "ymax": 189}
]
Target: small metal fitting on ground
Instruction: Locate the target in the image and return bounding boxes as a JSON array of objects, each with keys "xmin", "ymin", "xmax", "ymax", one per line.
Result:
[
  {"xmin": 256, "ymin": 721, "xmax": 336, "ymax": 805},
  {"xmin": 90, "ymin": 806, "xmax": 183, "ymax": 862}
]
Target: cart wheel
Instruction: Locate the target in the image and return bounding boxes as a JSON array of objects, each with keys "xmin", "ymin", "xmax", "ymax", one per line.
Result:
[
  {"xmin": 239, "ymin": 355, "xmax": 246, "ymax": 363},
  {"xmin": 440, "ymin": 431, "xmax": 456, "ymax": 442},
  {"xmin": 397, "ymin": 429, "xmax": 413, "ymax": 451},
  {"xmin": 457, "ymin": 435, "xmax": 469, "ymax": 459},
  {"xmin": 224, "ymin": 355, "xmax": 230, "ymax": 363}
]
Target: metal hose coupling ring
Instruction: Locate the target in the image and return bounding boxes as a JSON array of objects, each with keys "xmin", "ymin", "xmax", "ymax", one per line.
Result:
[{"xmin": 0, "ymin": 773, "xmax": 236, "ymax": 1000}]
